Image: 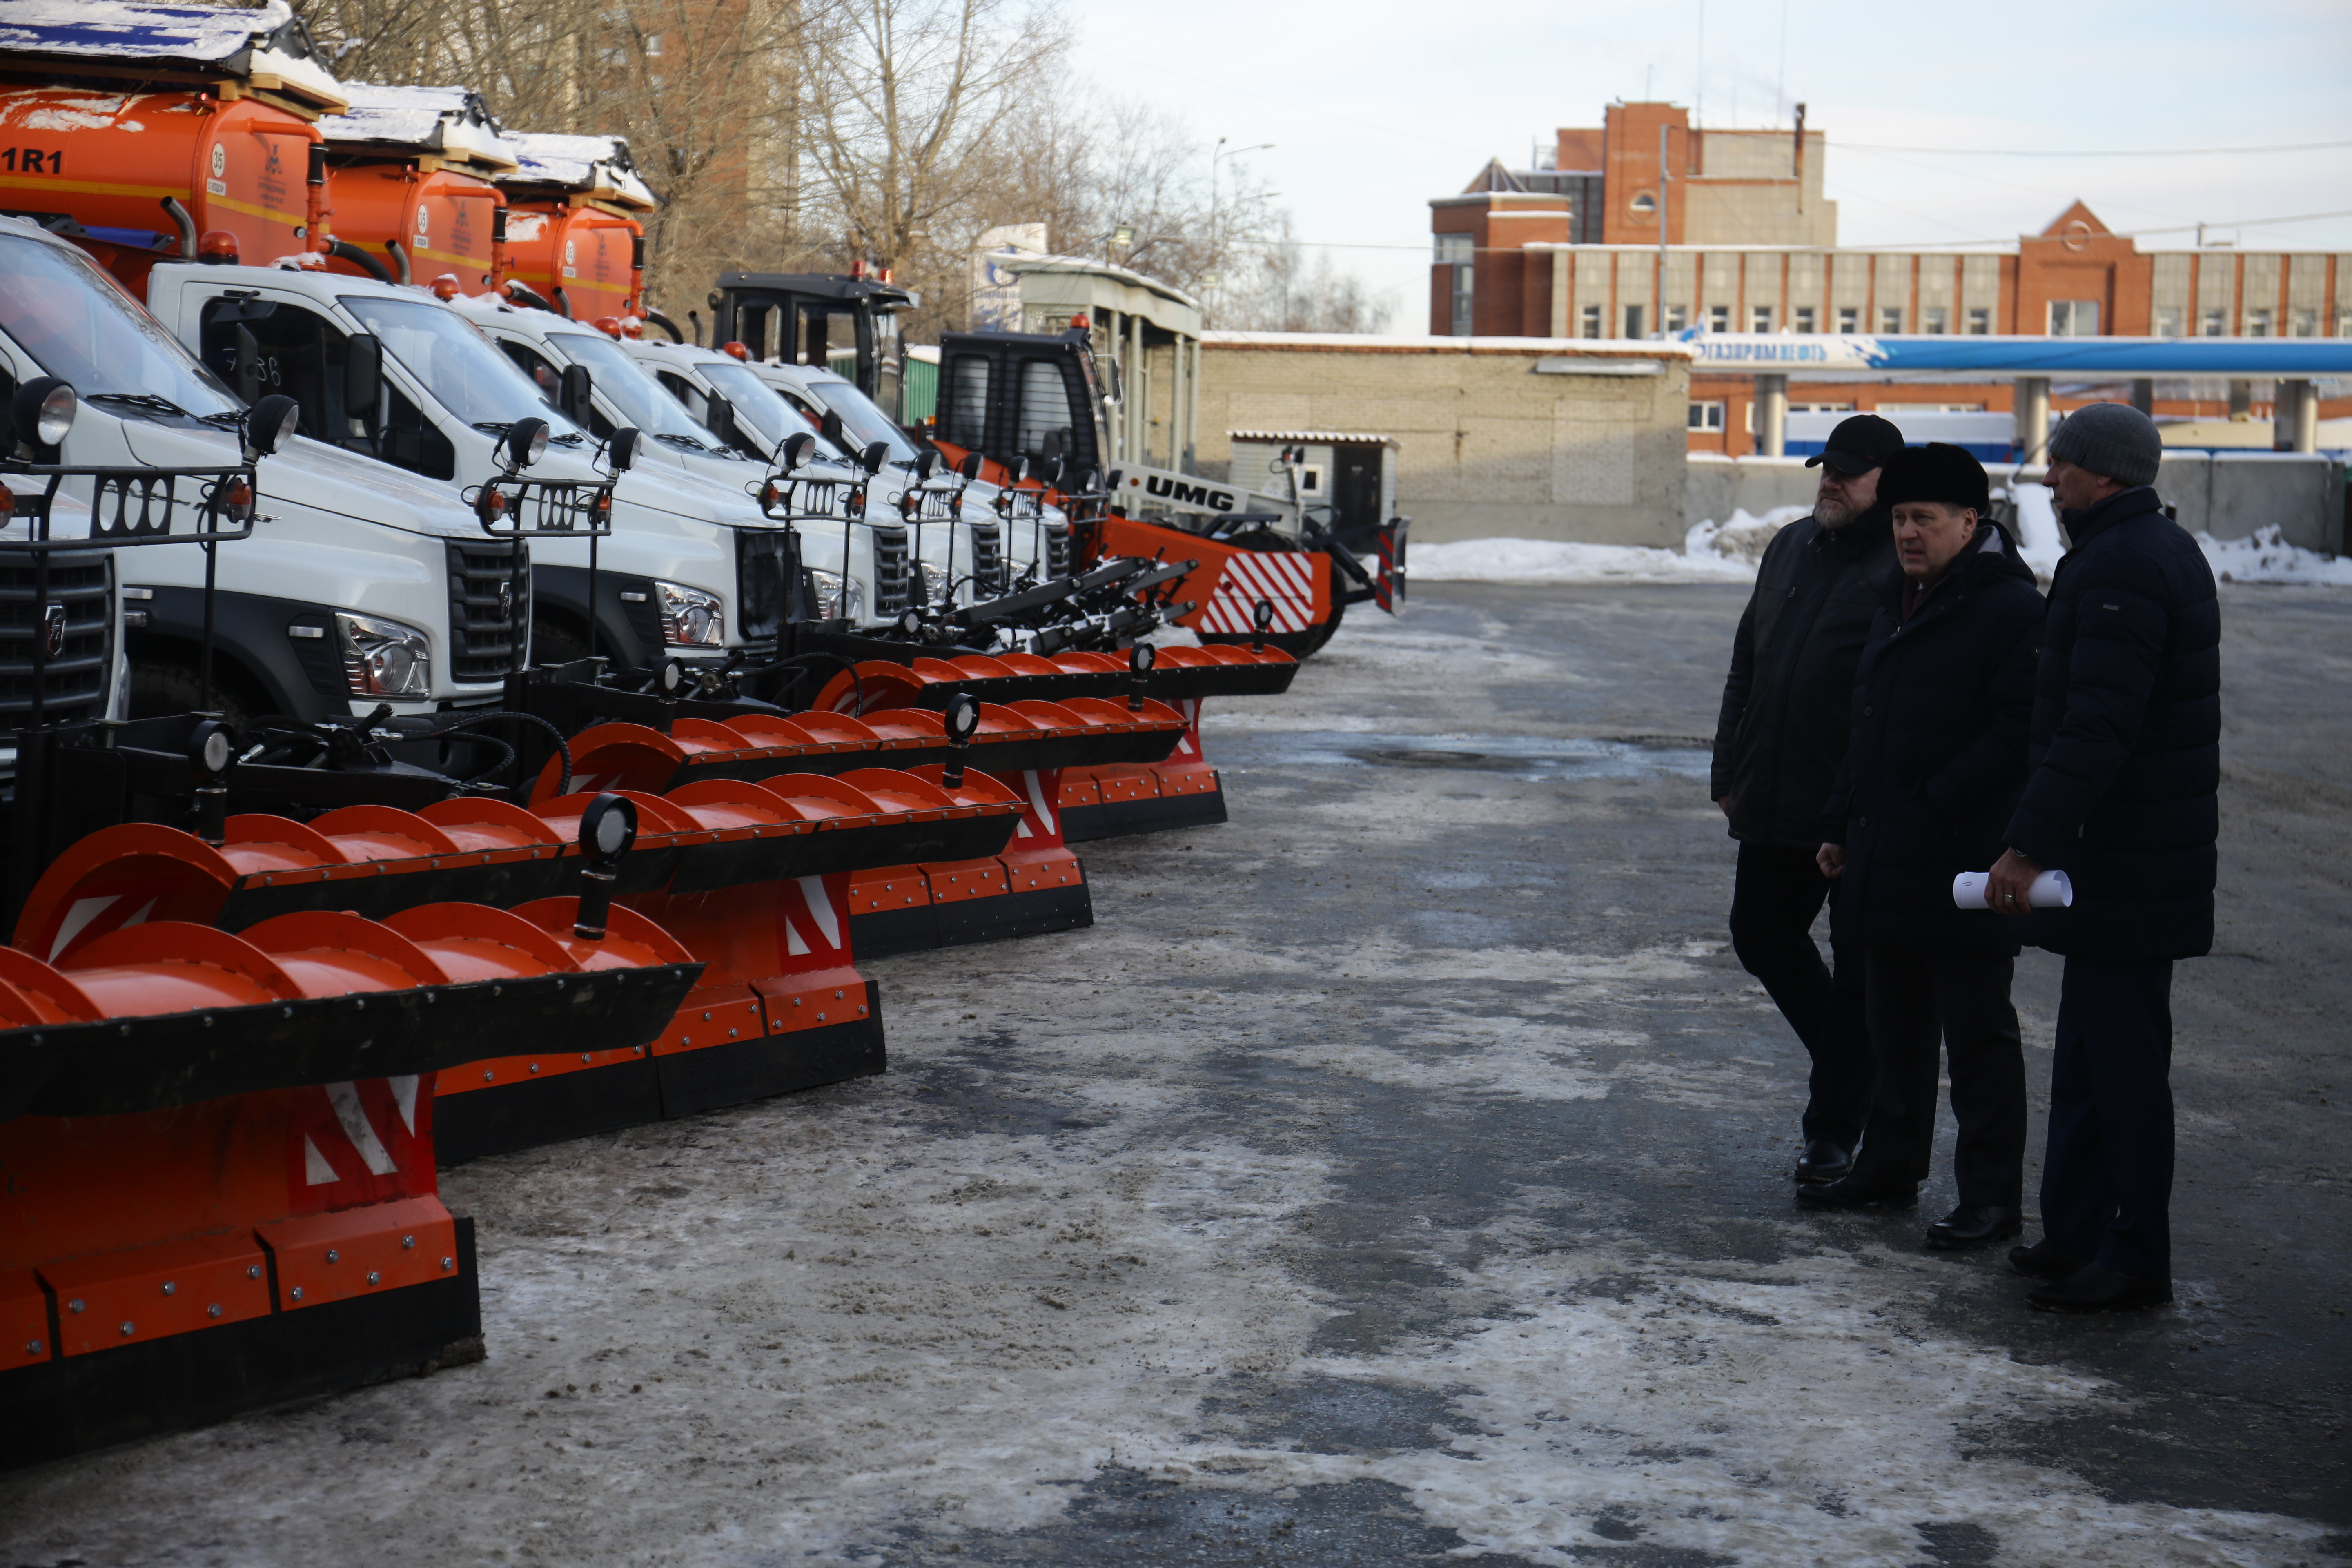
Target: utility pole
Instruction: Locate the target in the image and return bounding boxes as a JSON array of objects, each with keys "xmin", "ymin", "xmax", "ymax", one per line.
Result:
[{"xmin": 1793, "ymin": 102, "xmax": 1806, "ymax": 216}]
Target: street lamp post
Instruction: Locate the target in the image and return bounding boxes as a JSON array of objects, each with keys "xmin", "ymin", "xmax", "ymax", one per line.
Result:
[{"xmin": 1210, "ymin": 138, "xmax": 1273, "ymax": 325}]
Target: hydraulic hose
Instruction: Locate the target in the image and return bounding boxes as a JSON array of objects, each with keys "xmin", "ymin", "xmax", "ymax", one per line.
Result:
[{"xmin": 326, "ymin": 238, "xmax": 394, "ymax": 284}]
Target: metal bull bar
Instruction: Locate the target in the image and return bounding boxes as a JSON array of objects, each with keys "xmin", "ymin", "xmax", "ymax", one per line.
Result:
[{"xmin": 466, "ymin": 419, "xmax": 626, "ymax": 673}]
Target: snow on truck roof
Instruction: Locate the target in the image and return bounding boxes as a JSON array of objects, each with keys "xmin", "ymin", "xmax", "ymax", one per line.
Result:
[
  {"xmin": 322, "ymin": 82, "xmax": 518, "ymax": 172},
  {"xmin": 497, "ymin": 131, "xmax": 657, "ymax": 212},
  {"xmin": 0, "ymin": 0, "xmax": 346, "ymax": 112}
]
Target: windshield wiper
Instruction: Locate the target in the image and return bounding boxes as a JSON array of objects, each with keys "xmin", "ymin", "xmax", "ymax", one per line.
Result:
[
  {"xmin": 654, "ymin": 432, "xmax": 717, "ymax": 453},
  {"xmin": 90, "ymin": 392, "xmax": 192, "ymax": 418}
]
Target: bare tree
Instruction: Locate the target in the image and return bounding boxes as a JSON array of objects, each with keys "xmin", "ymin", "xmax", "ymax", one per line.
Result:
[{"xmin": 1220, "ymin": 221, "xmax": 1396, "ymax": 334}]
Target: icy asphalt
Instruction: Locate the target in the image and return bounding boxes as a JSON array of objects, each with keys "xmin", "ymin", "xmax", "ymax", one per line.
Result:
[{"xmin": 3, "ymin": 583, "xmax": 2347, "ymax": 1566}]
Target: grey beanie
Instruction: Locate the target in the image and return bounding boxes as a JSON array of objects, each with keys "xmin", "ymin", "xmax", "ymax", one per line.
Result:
[{"xmin": 2047, "ymin": 401, "xmax": 2162, "ymax": 487}]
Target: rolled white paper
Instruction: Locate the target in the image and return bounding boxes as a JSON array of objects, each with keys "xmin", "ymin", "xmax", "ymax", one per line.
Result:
[{"xmin": 1952, "ymin": 869, "xmax": 2074, "ymax": 910}]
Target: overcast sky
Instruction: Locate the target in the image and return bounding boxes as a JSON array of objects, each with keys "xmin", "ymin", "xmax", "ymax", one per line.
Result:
[{"xmin": 1068, "ymin": 0, "xmax": 2352, "ymax": 328}]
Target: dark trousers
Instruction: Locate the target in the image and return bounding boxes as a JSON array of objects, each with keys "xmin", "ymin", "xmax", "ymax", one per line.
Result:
[
  {"xmin": 1728, "ymin": 841, "xmax": 1871, "ymax": 1149},
  {"xmin": 1851, "ymin": 945, "xmax": 2028, "ymax": 1206},
  {"xmin": 2042, "ymin": 957, "xmax": 2176, "ymax": 1280}
]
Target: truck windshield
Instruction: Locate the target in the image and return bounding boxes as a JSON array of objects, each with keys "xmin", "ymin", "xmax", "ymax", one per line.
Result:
[
  {"xmin": 804, "ymin": 377, "xmax": 922, "ymax": 465},
  {"xmin": 549, "ymin": 332, "xmax": 717, "ymax": 447},
  {"xmin": 0, "ymin": 232, "xmax": 242, "ymax": 418},
  {"xmin": 699, "ymin": 359, "xmax": 846, "ymax": 459},
  {"xmin": 339, "ymin": 294, "xmax": 586, "ymax": 437}
]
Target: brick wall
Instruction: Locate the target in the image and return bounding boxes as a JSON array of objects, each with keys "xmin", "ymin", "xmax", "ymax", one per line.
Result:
[{"xmin": 1198, "ymin": 337, "xmax": 1693, "ymax": 546}]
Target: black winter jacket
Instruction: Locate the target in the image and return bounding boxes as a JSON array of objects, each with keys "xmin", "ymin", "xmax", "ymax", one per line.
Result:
[
  {"xmin": 1821, "ymin": 523, "xmax": 2044, "ymax": 952},
  {"xmin": 2005, "ymin": 486, "xmax": 2220, "ymax": 961},
  {"xmin": 1711, "ymin": 509, "xmax": 1896, "ymax": 846}
]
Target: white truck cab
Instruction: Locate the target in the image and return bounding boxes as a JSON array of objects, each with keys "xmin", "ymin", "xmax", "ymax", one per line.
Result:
[
  {"xmin": 0, "ymin": 220, "xmax": 507, "ymax": 731},
  {"xmin": 453, "ymin": 303, "xmax": 895, "ymax": 638},
  {"xmin": 138, "ymin": 261, "xmax": 854, "ymax": 670}
]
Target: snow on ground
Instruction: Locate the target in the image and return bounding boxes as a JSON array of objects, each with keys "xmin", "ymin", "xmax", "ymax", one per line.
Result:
[{"xmin": 1411, "ymin": 492, "xmax": 2349, "ymax": 589}]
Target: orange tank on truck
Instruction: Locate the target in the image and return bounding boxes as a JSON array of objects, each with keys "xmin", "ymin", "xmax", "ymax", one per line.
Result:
[
  {"xmin": 0, "ymin": 1, "xmax": 345, "ymax": 296},
  {"xmin": 496, "ymin": 131, "xmax": 652, "ymax": 323},
  {"xmin": 313, "ymin": 83, "xmax": 514, "ymax": 295}
]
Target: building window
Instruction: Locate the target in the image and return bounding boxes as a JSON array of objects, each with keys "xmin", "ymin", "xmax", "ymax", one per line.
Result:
[
  {"xmin": 1707, "ymin": 305, "xmax": 1730, "ymax": 333},
  {"xmin": 1450, "ymin": 263, "xmax": 1474, "ymax": 336},
  {"xmin": 1793, "ymin": 305, "xmax": 1816, "ymax": 333},
  {"xmin": 2245, "ymin": 308, "xmax": 2273, "ymax": 338},
  {"xmin": 2047, "ymin": 299, "xmax": 2100, "ymax": 336},
  {"xmin": 1433, "ymin": 234, "xmax": 1472, "ymax": 264},
  {"xmin": 1920, "ymin": 306, "xmax": 1947, "ymax": 334},
  {"xmin": 1687, "ymin": 401, "xmax": 1726, "ymax": 432},
  {"xmin": 2201, "ymin": 307, "xmax": 2227, "ymax": 336},
  {"xmin": 1630, "ymin": 192, "xmax": 1657, "ymax": 214},
  {"xmin": 1836, "ymin": 306, "xmax": 1858, "ymax": 334},
  {"xmin": 1880, "ymin": 306, "xmax": 1904, "ymax": 333},
  {"xmin": 1665, "ymin": 305, "xmax": 1688, "ymax": 332},
  {"xmin": 2339, "ymin": 311, "xmax": 2352, "ymax": 339},
  {"xmin": 1966, "ymin": 307, "xmax": 1990, "ymax": 335},
  {"xmin": 2290, "ymin": 308, "xmax": 2318, "ymax": 339},
  {"xmin": 1580, "ymin": 304, "xmax": 1602, "ymax": 339},
  {"xmin": 1624, "ymin": 304, "xmax": 1645, "ymax": 339},
  {"xmin": 1751, "ymin": 305, "xmax": 1773, "ymax": 333},
  {"xmin": 2154, "ymin": 306, "xmax": 2184, "ymax": 339}
]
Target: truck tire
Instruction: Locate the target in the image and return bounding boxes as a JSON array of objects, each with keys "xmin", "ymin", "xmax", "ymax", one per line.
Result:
[{"xmin": 129, "ymin": 655, "xmax": 264, "ymax": 733}]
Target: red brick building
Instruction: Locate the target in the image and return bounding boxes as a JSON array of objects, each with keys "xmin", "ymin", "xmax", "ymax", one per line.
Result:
[{"xmin": 1432, "ymin": 102, "xmax": 2352, "ymax": 452}]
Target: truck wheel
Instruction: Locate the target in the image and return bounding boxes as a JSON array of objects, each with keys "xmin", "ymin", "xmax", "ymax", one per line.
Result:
[
  {"xmin": 532, "ymin": 615, "xmax": 591, "ymax": 667},
  {"xmin": 129, "ymin": 657, "xmax": 261, "ymax": 733}
]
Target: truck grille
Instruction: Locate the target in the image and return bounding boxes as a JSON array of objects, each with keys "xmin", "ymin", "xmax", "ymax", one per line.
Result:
[
  {"xmin": 0, "ymin": 552, "xmax": 112, "ymax": 731},
  {"xmin": 871, "ymin": 524, "xmax": 911, "ymax": 616},
  {"xmin": 736, "ymin": 528, "xmax": 794, "ymax": 642},
  {"xmin": 969, "ymin": 520, "xmax": 1005, "ymax": 597},
  {"xmin": 446, "ymin": 539, "xmax": 528, "ymax": 683},
  {"xmin": 1044, "ymin": 520, "xmax": 1071, "ymax": 579}
]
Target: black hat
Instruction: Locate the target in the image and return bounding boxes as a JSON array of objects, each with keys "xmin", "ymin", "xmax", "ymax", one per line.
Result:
[
  {"xmin": 1805, "ymin": 413, "xmax": 1905, "ymax": 475},
  {"xmin": 1878, "ymin": 442, "xmax": 1991, "ymax": 516}
]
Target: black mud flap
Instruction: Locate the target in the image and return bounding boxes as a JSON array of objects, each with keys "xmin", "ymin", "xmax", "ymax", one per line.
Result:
[
  {"xmin": 0, "ymin": 1219, "xmax": 482, "ymax": 1472},
  {"xmin": 433, "ymin": 1054, "xmax": 666, "ymax": 1167},
  {"xmin": 1062, "ymin": 778, "xmax": 1229, "ymax": 843},
  {"xmin": 654, "ymin": 991, "xmax": 886, "ymax": 1118}
]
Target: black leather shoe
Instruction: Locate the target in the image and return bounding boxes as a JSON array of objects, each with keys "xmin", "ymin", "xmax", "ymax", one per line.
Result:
[
  {"xmin": 1923, "ymin": 1204, "xmax": 2023, "ymax": 1251},
  {"xmin": 1794, "ymin": 1174, "xmax": 1918, "ymax": 1211},
  {"xmin": 2007, "ymin": 1239, "xmax": 2085, "ymax": 1281},
  {"xmin": 2027, "ymin": 1263, "xmax": 2173, "ymax": 1314},
  {"xmin": 1792, "ymin": 1140, "xmax": 1852, "ymax": 1185}
]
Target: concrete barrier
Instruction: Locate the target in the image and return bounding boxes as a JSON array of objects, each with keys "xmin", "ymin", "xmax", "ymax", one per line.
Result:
[{"xmin": 1687, "ymin": 451, "xmax": 2345, "ymax": 555}]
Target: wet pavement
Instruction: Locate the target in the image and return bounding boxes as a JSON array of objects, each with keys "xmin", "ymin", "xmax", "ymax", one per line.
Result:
[{"xmin": 2, "ymin": 583, "xmax": 2345, "ymax": 1566}]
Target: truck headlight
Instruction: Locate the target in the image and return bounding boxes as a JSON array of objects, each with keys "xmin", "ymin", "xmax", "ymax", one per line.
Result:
[
  {"xmin": 654, "ymin": 580, "xmax": 725, "ymax": 645},
  {"xmin": 807, "ymin": 569, "xmax": 865, "ymax": 623},
  {"xmin": 334, "ymin": 611, "xmax": 432, "ymax": 697}
]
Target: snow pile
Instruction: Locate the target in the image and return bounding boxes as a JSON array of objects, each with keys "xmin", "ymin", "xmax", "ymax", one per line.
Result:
[
  {"xmin": 2196, "ymin": 526, "xmax": 2352, "ymax": 586},
  {"xmin": 1411, "ymin": 508, "xmax": 1808, "ymax": 586}
]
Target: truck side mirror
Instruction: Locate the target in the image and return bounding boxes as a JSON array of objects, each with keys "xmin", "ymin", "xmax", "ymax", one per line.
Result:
[
  {"xmin": 820, "ymin": 408, "xmax": 847, "ymax": 449},
  {"xmin": 344, "ymin": 334, "xmax": 384, "ymax": 420},
  {"xmin": 706, "ymin": 392, "xmax": 739, "ymax": 452},
  {"xmin": 560, "ymin": 362, "xmax": 593, "ymax": 423}
]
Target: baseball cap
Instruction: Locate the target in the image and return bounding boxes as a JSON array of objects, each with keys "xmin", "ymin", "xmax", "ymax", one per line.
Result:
[{"xmin": 1805, "ymin": 413, "xmax": 1906, "ymax": 476}]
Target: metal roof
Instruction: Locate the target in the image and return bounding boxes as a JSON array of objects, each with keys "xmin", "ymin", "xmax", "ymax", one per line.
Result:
[
  {"xmin": 1229, "ymin": 430, "xmax": 1398, "ymax": 447},
  {"xmin": 1681, "ymin": 332, "xmax": 2352, "ymax": 378}
]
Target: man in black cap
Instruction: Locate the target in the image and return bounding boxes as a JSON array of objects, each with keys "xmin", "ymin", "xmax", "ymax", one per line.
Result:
[
  {"xmin": 1710, "ymin": 412, "xmax": 1903, "ymax": 1188},
  {"xmin": 1985, "ymin": 402, "xmax": 2217, "ymax": 1314},
  {"xmin": 1804, "ymin": 444, "xmax": 2043, "ymax": 1247}
]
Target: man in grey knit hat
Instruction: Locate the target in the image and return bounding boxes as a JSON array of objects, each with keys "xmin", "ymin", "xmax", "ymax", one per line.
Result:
[{"xmin": 1984, "ymin": 401, "xmax": 2218, "ymax": 1314}]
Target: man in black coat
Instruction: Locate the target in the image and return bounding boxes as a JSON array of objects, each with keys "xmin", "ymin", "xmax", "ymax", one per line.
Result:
[
  {"xmin": 1711, "ymin": 413, "xmax": 1904, "ymax": 1186},
  {"xmin": 1800, "ymin": 445, "xmax": 2045, "ymax": 1250},
  {"xmin": 1986, "ymin": 402, "xmax": 2218, "ymax": 1314}
]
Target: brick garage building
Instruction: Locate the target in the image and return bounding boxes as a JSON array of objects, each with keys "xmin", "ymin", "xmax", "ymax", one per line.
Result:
[{"xmin": 1196, "ymin": 334, "xmax": 1692, "ymax": 546}]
